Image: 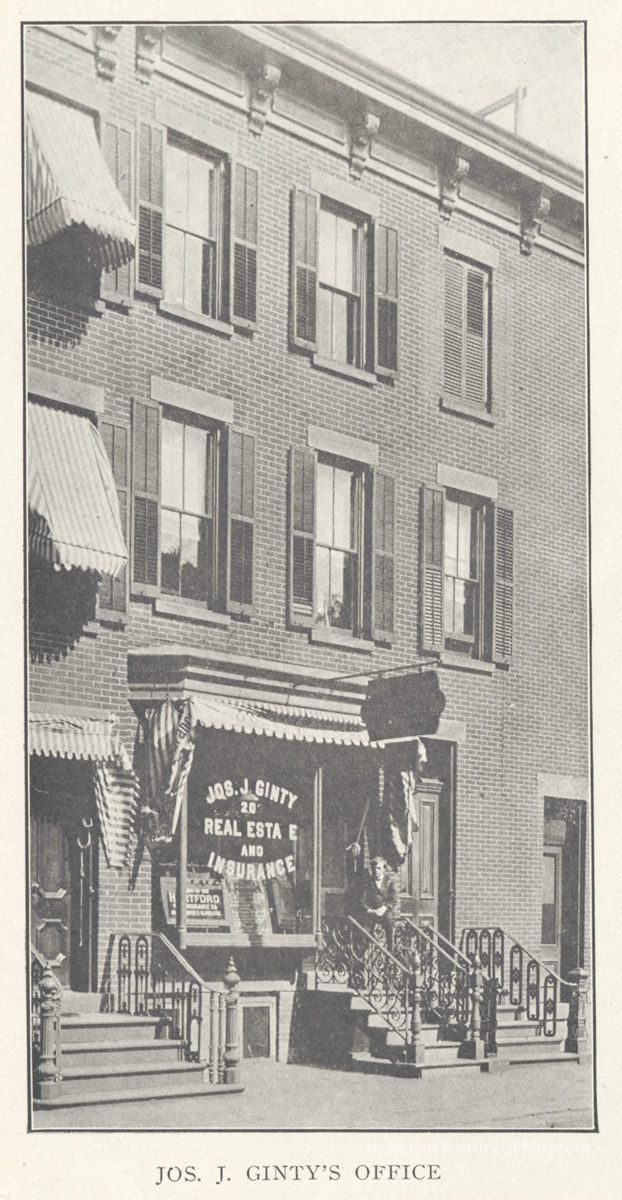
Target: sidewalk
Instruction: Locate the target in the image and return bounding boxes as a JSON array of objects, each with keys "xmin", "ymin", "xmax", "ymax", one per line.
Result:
[{"xmin": 32, "ymin": 1055, "xmax": 595, "ymax": 1132}]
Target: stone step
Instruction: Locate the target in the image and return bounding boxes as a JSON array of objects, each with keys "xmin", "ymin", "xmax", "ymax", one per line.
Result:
[
  {"xmin": 53, "ymin": 1060, "xmax": 208, "ymax": 1099},
  {"xmin": 61, "ymin": 991, "xmax": 106, "ymax": 1015},
  {"xmin": 350, "ymin": 1051, "xmax": 490, "ymax": 1078},
  {"xmin": 366, "ymin": 1016, "xmax": 448, "ymax": 1045},
  {"xmin": 60, "ymin": 1039, "xmax": 186, "ymax": 1068},
  {"xmin": 495, "ymin": 1020, "xmax": 543, "ymax": 1041},
  {"xmin": 60, "ymin": 1015, "xmax": 163, "ymax": 1044},
  {"xmin": 34, "ymin": 1080, "xmax": 244, "ymax": 1110},
  {"xmin": 497, "ymin": 1002, "xmax": 569, "ymax": 1020},
  {"xmin": 494, "ymin": 1036, "xmax": 566, "ymax": 1060}
]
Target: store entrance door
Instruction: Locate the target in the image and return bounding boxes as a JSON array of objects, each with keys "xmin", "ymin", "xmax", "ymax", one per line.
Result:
[
  {"xmin": 30, "ymin": 810, "xmax": 72, "ymax": 987},
  {"xmin": 398, "ymin": 778, "xmax": 442, "ymax": 933}
]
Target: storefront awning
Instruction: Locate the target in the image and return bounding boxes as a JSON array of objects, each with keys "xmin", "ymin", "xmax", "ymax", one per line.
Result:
[
  {"xmin": 29, "ymin": 710, "xmax": 138, "ymax": 870},
  {"xmin": 26, "ymin": 89, "xmax": 136, "ymax": 270},
  {"xmin": 28, "ymin": 401, "xmax": 128, "ymax": 576},
  {"xmin": 191, "ymin": 695, "xmax": 373, "ymax": 747}
]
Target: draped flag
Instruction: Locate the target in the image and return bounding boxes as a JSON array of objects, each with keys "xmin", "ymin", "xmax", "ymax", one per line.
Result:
[
  {"xmin": 373, "ymin": 738, "xmax": 427, "ymax": 869},
  {"xmin": 140, "ymin": 699, "xmax": 196, "ymax": 840}
]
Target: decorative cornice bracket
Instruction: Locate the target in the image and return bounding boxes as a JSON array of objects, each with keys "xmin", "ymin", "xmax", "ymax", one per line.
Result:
[
  {"xmin": 95, "ymin": 25, "xmax": 122, "ymax": 81},
  {"xmin": 136, "ymin": 24, "xmax": 165, "ymax": 84},
  {"xmin": 350, "ymin": 112, "xmax": 380, "ymax": 180},
  {"xmin": 440, "ymin": 150, "xmax": 470, "ymax": 221},
  {"xmin": 520, "ymin": 187, "xmax": 551, "ymax": 255},
  {"xmin": 249, "ymin": 62, "xmax": 281, "ymax": 135}
]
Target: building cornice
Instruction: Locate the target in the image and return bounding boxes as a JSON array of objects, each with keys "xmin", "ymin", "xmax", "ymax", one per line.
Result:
[{"xmin": 238, "ymin": 22, "xmax": 583, "ymax": 202}]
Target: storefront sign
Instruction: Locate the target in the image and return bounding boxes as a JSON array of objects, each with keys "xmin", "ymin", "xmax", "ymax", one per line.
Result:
[
  {"xmin": 199, "ymin": 777, "xmax": 298, "ymax": 883},
  {"xmin": 160, "ymin": 873, "xmax": 227, "ymax": 928}
]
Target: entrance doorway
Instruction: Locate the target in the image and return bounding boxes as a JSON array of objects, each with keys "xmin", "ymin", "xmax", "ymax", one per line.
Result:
[
  {"xmin": 542, "ymin": 797, "xmax": 586, "ymax": 978},
  {"xmin": 398, "ymin": 778, "xmax": 442, "ymax": 932}
]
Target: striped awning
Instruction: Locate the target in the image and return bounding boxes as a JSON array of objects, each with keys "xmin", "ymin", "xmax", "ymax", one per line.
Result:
[
  {"xmin": 191, "ymin": 695, "xmax": 374, "ymax": 747},
  {"xmin": 30, "ymin": 710, "xmax": 138, "ymax": 870},
  {"xmin": 26, "ymin": 89, "xmax": 135, "ymax": 270},
  {"xmin": 28, "ymin": 401, "xmax": 127, "ymax": 576}
]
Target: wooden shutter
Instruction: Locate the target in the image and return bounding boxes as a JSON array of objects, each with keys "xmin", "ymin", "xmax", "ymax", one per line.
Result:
[
  {"xmin": 291, "ymin": 188, "xmax": 319, "ymax": 349},
  {"xmin": 232, "ymin": 164, "xmax": 258, "ymax": 326},
  {"xmin": 137, "ymin": 122, "xmax": 164, "ymax": 295},
  {"xmin": 491, "ymin": 505, "xmax": 514, "ymax": 664},
  {"xmin": 288, "ymin": 446, "xmax": 316, "ymax": 627},
  {"xmin": 443, "ymin": 255, "xmax": 489, "ymax": 408},
  {"xmin": 101, "ymin": 121, "xmax": 133, "ymax": 300},
  {"xmin": 420, "ymin": 485, "xmax": 444, "ymax": 654},
  {"xmin": 227, "ymin": 429, "xmax": 255, "ymax": 614},
  {"xmin": 373, "ymin": 470, "xmax": 395, "ymax": 639},
  {"xmin": 131, "ymin": 400, "xmax": 160, "ymax": 595},
  {"xmin": 99, "ymin": 420, "xmax": 129, "ymax": 613},
  {"xmin": 375, "ymin": 224, "xmax": 398, "ymax": 375}
]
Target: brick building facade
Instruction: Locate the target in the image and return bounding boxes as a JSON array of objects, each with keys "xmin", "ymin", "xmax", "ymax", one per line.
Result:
[{"xmin": 27, "ymin": 23, "xmax": 588, "ymax": 1069}]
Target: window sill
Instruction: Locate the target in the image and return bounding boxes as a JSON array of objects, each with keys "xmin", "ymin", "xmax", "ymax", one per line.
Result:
[
  {"xmin": 439, "ymin": 652, "xmax": 495, "ymax": 675},
  {"xmin": 154, "ymin": 596, "xmax": 232, "ymax": 626},
  {"xmin": 311, "ymin": 354, "xmax": 376, "ymax": 387},
  {"xmin": 440, "ymin": 396, "xmax": 495, "ymax": 426},
  {"xmin": 102, "ymin": 293, "xmax": 134, "ymax": 313},
  {"xmin": 98, "ymin": 609, "xmax": 128, "ymax": 629},
  {"xmin": 158, "ymin": 301, "xmax": 233, "ymax": 338},
  {"xmin": 310, "ymin": 626, "xmax": 374, "ymax": 653}
]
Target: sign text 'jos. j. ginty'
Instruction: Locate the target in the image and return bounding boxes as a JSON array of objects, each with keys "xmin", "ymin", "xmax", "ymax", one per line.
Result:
[{"xmin": 201, "ymin": 778, "xmax": 298, "ymax": 883}]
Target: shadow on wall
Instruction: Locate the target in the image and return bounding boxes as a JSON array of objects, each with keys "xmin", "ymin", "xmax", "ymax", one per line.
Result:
[
  {"xmin": 29, "ymin": 558, "xmax": 99, "ymax": 661},
  {"xmin": 27, "ymin": 230, "xmax": 101, "ymax": 348}
]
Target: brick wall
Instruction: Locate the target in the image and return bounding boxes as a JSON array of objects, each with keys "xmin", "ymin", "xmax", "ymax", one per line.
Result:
[{"xmin": 26, "ymin": 24, "xmax": 589, "ymax": 977}]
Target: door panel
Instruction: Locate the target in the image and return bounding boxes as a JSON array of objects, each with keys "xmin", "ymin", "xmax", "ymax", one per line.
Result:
[
  {"xmin": 31, "ymin": 811, "xmax": 71, "ymax": 986},
  {"xmin": 398, "ymin": 780, "xmax": 441, "ymax": 930}
]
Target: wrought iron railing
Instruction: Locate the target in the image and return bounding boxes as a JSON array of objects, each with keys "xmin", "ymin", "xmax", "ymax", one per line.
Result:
[
  {"xmin": 461, "ymin": 926, "xmax": 574, "ymax": 1037},
  {"xmin": 109, "ymin": 933, "xmax": 241, "ymax": 1082},
  {"xmin": 31, "ymin": 946, "xmax": 63, "ymax": 1100},
  {"xmin": 316, "ymin": 915, "xmax": 496, "ymax": 1062}
]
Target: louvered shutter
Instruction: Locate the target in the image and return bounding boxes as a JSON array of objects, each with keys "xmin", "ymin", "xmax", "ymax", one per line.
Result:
[
  {"xmin": 420, "ymin": 485, "xmax": 444, "ymax": 654},
  {"xmin": 491, "ymin": 506, "xmax": 514, "ymax": 664},
  {"xmin": 375, "ymin": 224, "xmax": 398, "ymax": 375},
  {"xmin": 232, "ymin": 164, "xmax": 258, "ymax": 326},
  {"xmin": 443, "ymin": 255, "xmax": 489, "ymax": 408},
  {"xmin": 131, "ymin": 400, "xmax": 160, "ymax": 595},
  {"xmin": 227, "ymin": 429, "xmax": 255, "ymax": 614},
  {"xmin": 99, "ymin": 420, "xmax": 129, "ymax": 613},
  {"xmin": 288, "ymin": 446, "xmax": 316, "ymax": 627},
  {"xmin": 291, "ymin": 188, "xmax": 319, "ymax": 350},
  {"xmin": 137, "ymin": 122, "xmax": 164, "ymax": 295},
  {"xmin": 102, "ymin": 121, "xmax": 133, "ymax": 300},
  {"xmin": 373, "ymin": 471, "xmax": 395, "ymax": 639}
]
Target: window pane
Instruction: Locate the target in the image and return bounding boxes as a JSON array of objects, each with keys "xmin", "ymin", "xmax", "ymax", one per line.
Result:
[
  {"xmin": 161, "ymin": 419, "xmax": 184, "ymax": 508},
  {"xmin": 317, "ymin": 287, "xmax": 332, "ymax": 359},
  {"xmin": 335, "ymin": 215, "xmax": 358, "ymax": 292},
  {"xmin": 161, "ymin": 508, "xmax": 181, "ymax": 594},
  {"xmin": 184, "ymin": 425, "xmax": 209, "ymax": 515},
  {"xmin": 318, "ymin": 208, "xmax": 336, "ymax": 285},
  {"xmin": 444, "ymin": 498, "xmax": 458, "ymax": 577},
  {"xmin": 167, "ymin": 143, "xmax": 188, "ymax": 229},
  {"xmin": 315, "ymin": 544, "xmax": 330, "ymax": 624},
  {"xmin": 187, "ymin": 153, "xmax": 213, "ymax": 239},
  {"xmin": 444, "ymin": 576, "xmax": 455, "ymax": 634},
  {"xmin": 542, "ymin": 855, "xmax": 557, "ymax": 906},
  {"xmin": 164, "ymin": 226, "xmax": 185, "ymax": 307},
  {"xmin": 181, "ymin": 514, "xmax": 209, "ymax": 601},
  {"xmin": 457, "ymin": 502, "xmax": 472, "ymax": 578},
  {"xmin": 333, "ymin": 466, "xmax": 354, "ymax": 549},
  {"xmin": 184, "ymin": 233, "xmax": 204, "ymax": 314},
  {"xmin": 316, "ymin": 462, "xmax": 333, "ymax": 545},
  {"xmin": 331, "ymin": 290, "xmax": 349, "ymax": 362}
]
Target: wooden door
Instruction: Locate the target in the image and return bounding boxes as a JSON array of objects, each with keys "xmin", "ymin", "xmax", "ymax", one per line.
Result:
[
  {"xmin": 541, "ymin": 845, "xmax": 563, "ymax": 975},
  {"xmin": 398, "ymin": 779, "xmax": 441, "ymax": 932},
  {"xmin": 30, "ymin": 811, "xmax": 71, "ymax": 986}
]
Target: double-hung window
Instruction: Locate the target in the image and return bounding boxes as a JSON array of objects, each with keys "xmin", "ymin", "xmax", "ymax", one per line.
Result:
[
  {"xmin": 136, "ymin": 120, "xmax": 258, "ymax": 328},
  {"xmin": 131, "ymin": 395, "xmax": 255, "ymax": 619},
  {"xmin": 289, "ymin": 444, "xmax": 395, "ymax": 643},
  {"xmin": 420, "ymin": 482, "xmax": 513, "ymax": 664},
  {"xmin": 291, "ymin": 186, "xmax": 398, "ymax": 378}
]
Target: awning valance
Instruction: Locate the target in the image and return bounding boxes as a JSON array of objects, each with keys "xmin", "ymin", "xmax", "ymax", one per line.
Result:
[
  {"xmin": 28, "ymin": 401, "xmax": 128, "ymax": 576},
  {"xmin": 190, "ymin": 695, "xmax": 373, "ymax": 747},
  {"xmin": 29, "ymin": 710, "xmax": 138, "ymax": 870},
  {"xmin": 26, "ymin": 89, "xmax": 136, "ymax": 270}
]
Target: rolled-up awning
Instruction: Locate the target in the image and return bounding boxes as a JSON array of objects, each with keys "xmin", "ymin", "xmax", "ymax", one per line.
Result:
[
  {"xmin": 28, "ymin": 400, "xmax": 128, "ymax": 576},
  {"xmin": 26, "ymin": 89, "xmax": 135, "ymax": 270},
  {"xmin": 191, "ymin": 694, "xmax": 373, "ymax": 747},
  {"xmin": 29, "ymin": 709, "xmax": 138, "ymax": 870}
]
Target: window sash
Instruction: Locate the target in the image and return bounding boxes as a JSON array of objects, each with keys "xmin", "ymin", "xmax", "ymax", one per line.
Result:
[{"xmin": 164, "ymin": 138, "xmax": 225, "ymax": 318}]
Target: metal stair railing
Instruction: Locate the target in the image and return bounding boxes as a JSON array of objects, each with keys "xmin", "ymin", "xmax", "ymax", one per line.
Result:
[
  {"xmin": 461, "ymin": 925, "xmax": 581, "ymax": 1038},
  {"xmin": 107, "ymin": 932, "xmax": 241, "ymax": 1084},
  {"xmin": 317, "ymin": 915, "xmax": 416, "ymax": 1045}
]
